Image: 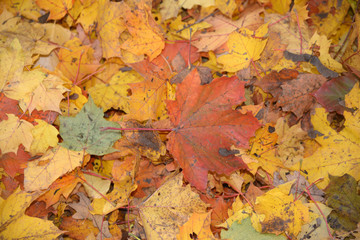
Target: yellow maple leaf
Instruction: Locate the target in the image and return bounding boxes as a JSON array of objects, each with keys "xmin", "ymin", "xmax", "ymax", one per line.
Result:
[
  {"xmin": 169, "ymin": 15, "xmax": 212, "ymax": 40},
  {"xmin": 217, "ymin": 24, "xmax": 268, "ymax": 72},
  {"xmin": 91, "ymin": 177, "xmax": 137, "ymax": 215},
  {"xmin": 253, "ymin": 181, "xmax": 310, "ymax": 237},
  {"xmin": 30, "ymin": 119, "xmax": 59, "ymax": 156},
  {"xmin": 19, "ymin": 73, "xmax": 68, "ymax": 114},
  {"xmin": 125, "ymin": 78, "xmax": 172, "ymax": 121},
  {"xmin": 0, "ymin": 114, "xmax": 34, "ymax": 155},
  {"xmin": 3, "ymin": 0, "xmax": 42, "ymax": 20},
  {"xmin": 36, "ymin": 0, "xmax": 73, "ymax": 20},
  {"xmin": 306, "ymin": 32, "xmax": 345, "ymax": 73},
  {"xmin": 24, "ymin": 146, "xmax": 84, "ymax": 191},
  {"xmin": 56, "ymin": 38, "xmax": 100, "ymax": 83},
  {"xmin": 88, "ymin": 70, "xmax": 143, "ymax": 112},
  {"xmin": 97, "ymin": 0, "xmax": 126, "ymax": 59},
  {"xmin": 177, "ymin": 211, "xmax": 216, "ymax": 240},
  {"xmin": 77, "ymin": 0, "xmax": 98, "ymax": 33},
  {"xmin": 139, "ymin": 173, "xmax": 208, "ymax": 239},
  {"xmin": 0, "ymin": 188, "xmax": 63, "ymax": 239},
  {"xmin": 292, "ymin": 82, "xmax": 360, "ymax": 189},
  {"xmin": 0, "ymin": 38, "xmax": 24, "ymax": 93},
  {"xmin": 120, "ymin": 1, "xmax": 165, "ymax": 61}
]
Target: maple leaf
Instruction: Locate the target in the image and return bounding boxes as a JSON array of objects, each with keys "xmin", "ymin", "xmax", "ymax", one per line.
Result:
[
  {"xmin": 0, "ymin": 114, "xmax": 34, "ymax": 155},
  {"xmin": 166, "ymin": 68, "xmax": 261, "ymax": 191},
  {"xmin": 217, "ymin": 24, "xmax": 268, "ymax": 72},
  {"xmin": 120, "ymin": 0, "xmax": 165, "ymax": 61},
  {"xmin": 177, "ymin": 211, "xmax": 216, "ymax": 240},
  {"xmin": 35, "ymin": 0, "xmax": 73, "ymax": 20},
  {"xmin": 59, "ymin": 96, "xmax": 122, "ymax": 155},
  {"xmin": 139, "ymin": 173, "xmax": 208, "ymax": 239},
  {"xmin": 30, "ymin": 119, "xmax": 59, "ymax": 155},
  {"xmin": 290, "ymin": 82, "xmax": 360, "ymax": 189},
  {"xmin": 0, "ymin": 188, "xmax": 64, "ymax": 239},
  {"xmin": 24, "ymin": 145, "xmax": 84, "ymax": 192}
]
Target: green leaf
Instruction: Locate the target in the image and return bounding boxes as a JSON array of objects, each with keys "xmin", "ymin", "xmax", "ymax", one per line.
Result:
[
  {"xmin": 59, "ymin": 96, "xmax": 121, "ymax": 155},
  {"xmin": 221, "ymin": 218, "xmax": 286, "ymax": 240}
]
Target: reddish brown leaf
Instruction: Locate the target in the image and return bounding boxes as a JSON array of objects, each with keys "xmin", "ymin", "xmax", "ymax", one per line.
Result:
[
  {"xmin": 0, "ymin": 146, "xmax": 29, "ymax": 178},
  {"xmin": 166, "ymin": 68, "xmax": 261, "ymax": 191}
]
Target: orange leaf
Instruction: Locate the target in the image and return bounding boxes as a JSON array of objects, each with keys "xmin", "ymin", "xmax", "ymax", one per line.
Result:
[{"xmin": 36, "ymin": 0, "xmax": 74, "ymax": 20}]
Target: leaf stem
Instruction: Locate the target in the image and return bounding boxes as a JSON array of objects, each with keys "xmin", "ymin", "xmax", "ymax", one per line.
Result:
[{"xmin": 101, "ymin": 127, "xmax": 173, "ymax": 132}]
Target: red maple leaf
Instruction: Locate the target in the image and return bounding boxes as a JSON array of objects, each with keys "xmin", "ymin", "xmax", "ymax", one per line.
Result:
[{"xmin": 166, "ymin": 68, "xmax": 261, "ymax": 191}]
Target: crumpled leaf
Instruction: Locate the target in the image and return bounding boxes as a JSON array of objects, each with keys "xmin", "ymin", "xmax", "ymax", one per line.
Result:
[
  {"xmin": 0, "ymin": 188, "xmax": 63, "ymax": 239},
  {"xmin": 24, "ymin": 145, "xmax": 84, "ymax": 192},
  {"xmin": 139, "ymin": 173, "xmax": 208, "ymax": 240},
  {"xmin": 291, "ymin": 82, "xmax": 360, "ymax": 189},
  {"xmin": 0, "ymin": 114, "xmax": 34, "ymax": 155},
  {"xmin": 59, "ymin": 96, "xmax": 122, "ymax": 155},
  {"xmin": 167, "ymin": 68, "xmax": 261, "ymax": 191}
]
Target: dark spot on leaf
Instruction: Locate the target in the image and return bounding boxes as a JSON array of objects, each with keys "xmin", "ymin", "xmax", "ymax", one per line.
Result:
[
  {"xmin": 268, "ymin": 126, "xmax": 275, "ymax": 133},
  {"xmin": 69, "ymin": 93, "xmax": 79, "ymax": 100},
  {"xmin": 218, "ymin": 148, "xmax": 239, "ymax": 157}
]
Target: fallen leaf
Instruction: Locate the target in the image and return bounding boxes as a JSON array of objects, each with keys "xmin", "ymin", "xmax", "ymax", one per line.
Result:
[
  {"xmin": 59, "ymin": 96, "xmax": 122, "ymax": 155},
  {"xmin": 253, "ymin": 181, "xmax": 310, "ymax": 238},
  {"xmin": 291, "ymin": 82, "xmax": 360, "ymax": 189},
  {"xmin": 35, "ymin": 0, "xmax": 73, "ymax": 20},
  {"xmin": 0, "ymin": 114, "xmax": 34, "ymax": 155},
  {"xmin": 0, "ymin": 188, "xmax": 63, "ymax": 239},
  {"xmin": 177, "ymin": 211, "xmax": 216, "ymax": 240},
  {"xmin": 24, "ymin": 145, "xmax": 84, "ymax": 192},
  {"xmin": 139, "ymin": 173, "xmax": 208, "ymax": 240},
  {"xmin": 221, "ymin": 217, "xmax": 287, "ymax": 240},
  {"xmin": 217, "ymin": 24, "xmax": 268, "ymax": 72},
  {"xmin": 325, "ymin": 174, "xmax": 360, "ymax": 231},
  {"xmin": 30, "ymin": 119, "xmax": 59, "ymax": 156},
  {"xmin": 167, "ymin": 68, "xmax": 261, "ymax": 191},
  {"xmin": 313, "ymin": 75, "xmax": 357, "ymax": 114}
]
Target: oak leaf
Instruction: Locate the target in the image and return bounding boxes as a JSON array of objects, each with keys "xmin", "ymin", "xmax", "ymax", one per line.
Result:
[{"xmin": 166, "ymin": 68, "xmax": 261, "ymax": 191}]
